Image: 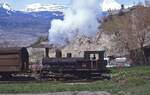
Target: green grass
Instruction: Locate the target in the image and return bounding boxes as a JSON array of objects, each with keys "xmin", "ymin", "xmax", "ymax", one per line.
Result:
[{"xmin": 0, "ymin": 66, "xmax": 150, "ymax": 95}]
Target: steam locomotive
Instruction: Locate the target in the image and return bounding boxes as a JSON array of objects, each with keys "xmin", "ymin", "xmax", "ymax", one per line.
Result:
[
  {"xmin": 0, "ymin": 47, "xmax": 110, "ymax": 80},
  {"xmin": 41, "ymin": 48, "xmax": 110, "ymax": 79}
]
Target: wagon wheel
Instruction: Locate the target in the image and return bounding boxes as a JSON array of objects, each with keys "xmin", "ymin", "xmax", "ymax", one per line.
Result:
[{"xmin": 1, "ymin": 73, "xmax": 12, "ymax": 80}]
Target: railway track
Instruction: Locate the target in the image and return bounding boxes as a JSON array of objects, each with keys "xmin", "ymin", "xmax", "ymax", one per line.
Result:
[
  {"xmin": 0, "ymin": 72, "xmax": 111, "ymax": 84},
  {"xmin": 0, "ymin": 75, "xmax": 110, "ymax": 84},
  {"xmin": 0, "ymin": 75, "xmax": 38, "ymax": 84}
]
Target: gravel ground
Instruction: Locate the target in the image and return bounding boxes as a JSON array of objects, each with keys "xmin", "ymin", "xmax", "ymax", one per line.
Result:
[{"xmin": 0, "ymin": 91, "xmax": 111, "ymax": 95}]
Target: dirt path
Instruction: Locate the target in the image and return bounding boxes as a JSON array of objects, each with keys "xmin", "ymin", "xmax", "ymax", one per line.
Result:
[{"xmin": 0, "ymin": 91, "xmax": 111, "ymax": 95}]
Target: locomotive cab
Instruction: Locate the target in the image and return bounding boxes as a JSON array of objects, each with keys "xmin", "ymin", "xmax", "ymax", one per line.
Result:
[{"xmin": 84, "ymin": 51, "xmax": 107, "ymax": 70}]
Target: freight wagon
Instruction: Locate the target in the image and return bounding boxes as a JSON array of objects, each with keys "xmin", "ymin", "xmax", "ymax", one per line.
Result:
[{"xmin": 0, "ymin": 47, "xmax": 29, "ymax": 78}]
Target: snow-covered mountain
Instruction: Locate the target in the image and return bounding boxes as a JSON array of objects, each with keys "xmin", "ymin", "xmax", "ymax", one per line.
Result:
[
  {"xmin": 0, "ymin": 2, "xmax": 64, "ymax": 30},
  {"xmin": 101, "ymin": 0, "xmax": 121, "ymax": 11},
  {"xmin": 0, "ymin": 3, "xmax": 64, "ymax": 47},
  {"xmin": 25, "ymin": 3, "xmax": 67, "ymax": 12},
  {"xmin": 0, "ymin": 3, "xmax": 12, "ymax": 11}
]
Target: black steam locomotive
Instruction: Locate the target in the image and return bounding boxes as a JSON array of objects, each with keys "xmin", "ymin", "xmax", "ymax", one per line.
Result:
[{"xmin": 41, "ymin": 48, "xmax": 110, "ymax": 79}]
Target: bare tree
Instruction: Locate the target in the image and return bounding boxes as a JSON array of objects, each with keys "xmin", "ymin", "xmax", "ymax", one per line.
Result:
[
  {"xmin": 145, "ymin": 0, "xmax": 150, "ymax": 6},
  {"xmin": 132, "ymin": 6, "xmax": 150, "ymax": 64},
  {"xmin": 102, "ymin": 5, "xmax": 150, "ymax": 64}
]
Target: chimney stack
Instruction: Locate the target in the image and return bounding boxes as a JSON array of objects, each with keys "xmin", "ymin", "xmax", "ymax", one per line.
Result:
[
  {"xmin": 45, "ymin": 48, "xmax": 49, "ymax": 57},
  {"xmin": 56, "ymin": 49, "xmax": 62, "ymax": 58}
]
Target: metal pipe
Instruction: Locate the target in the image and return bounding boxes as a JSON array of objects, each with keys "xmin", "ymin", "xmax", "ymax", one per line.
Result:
[
  {"xmin": 56, "ymin": 49, "xmax": 62, "ymax": 58},
  {"xmin": 45, "ymin": 48, "xmax": 49, "ymax": 57}
]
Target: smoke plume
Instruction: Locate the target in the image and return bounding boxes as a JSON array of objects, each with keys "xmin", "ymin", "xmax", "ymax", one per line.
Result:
[{"xmin": 49, "ymin": 0, "xmax": 101, "ymax": 47}]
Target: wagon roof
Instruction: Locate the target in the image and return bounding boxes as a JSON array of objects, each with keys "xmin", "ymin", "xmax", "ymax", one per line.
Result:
[{"xmin": 0, "ymin": 47, "xmax": 23, "ymax": 54}]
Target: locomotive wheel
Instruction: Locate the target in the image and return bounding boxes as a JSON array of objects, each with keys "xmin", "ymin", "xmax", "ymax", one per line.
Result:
[
  {"xmin": 63, "ymin": 74, "xmax": 77, "ymax": 81},
  {"xmin": 1, "ymin": 73, "xmax": 12, "ymax": 80}
]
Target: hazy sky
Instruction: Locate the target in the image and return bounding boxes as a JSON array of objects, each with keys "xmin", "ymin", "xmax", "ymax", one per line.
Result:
[{"xmin": 0, "ymin": 0, "xmax": 145, "ymax": 11}]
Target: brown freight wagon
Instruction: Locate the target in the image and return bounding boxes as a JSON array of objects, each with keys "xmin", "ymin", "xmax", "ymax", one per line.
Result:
[{"xmin": 0, "ymin": 47, "xmax": 29, "ymax": 77}]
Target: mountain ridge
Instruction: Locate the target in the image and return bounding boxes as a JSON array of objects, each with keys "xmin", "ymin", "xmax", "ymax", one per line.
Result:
[
  {"xmin": 25, "ymin": 3, "xmax": 67, "ymax": 12},
  {"xmin": 0, "ymin": 3, "xmax": 12, "ymax": 11},
  {"xmin": 0, "ymin": 4, "xmax": 64, "ymax": 47}
]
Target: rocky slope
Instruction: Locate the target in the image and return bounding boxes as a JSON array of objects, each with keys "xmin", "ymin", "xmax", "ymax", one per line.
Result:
[
  {"xmin": 61, "ymin": 5, "xmax": 150, "ymax": 57},
  {"xmin": 61, "ymin": 32, "xmax": 115, "ymax": 57}
]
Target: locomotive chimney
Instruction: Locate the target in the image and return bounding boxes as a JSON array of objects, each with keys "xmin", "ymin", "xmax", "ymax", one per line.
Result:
[
  {"xmin": 45, "ymin": 48, "xmax": 49, "ymax": 57},
  {"xmin": 67, "ymin": 53, "xmax": 72, "ymax": 58},
  {"xmin": 56, "ymin": 49, "xmax": 62, "ymax": 58}
]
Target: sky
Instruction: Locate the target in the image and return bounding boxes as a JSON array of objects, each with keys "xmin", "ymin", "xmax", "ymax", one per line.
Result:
[{"xmin": 0, "ymin": 0, "xmax": 145, "ymax": 11}]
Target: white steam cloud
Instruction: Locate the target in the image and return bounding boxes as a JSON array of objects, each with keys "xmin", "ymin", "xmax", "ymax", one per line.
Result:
[{"xmin": 49, "ymin": 0, "xmax": 101, "ymax": 46}]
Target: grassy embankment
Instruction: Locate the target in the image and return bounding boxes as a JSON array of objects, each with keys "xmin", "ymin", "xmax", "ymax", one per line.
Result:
[{"xmin": 0, "ymin": 66, "xmax": 150, "ymax": 95}]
